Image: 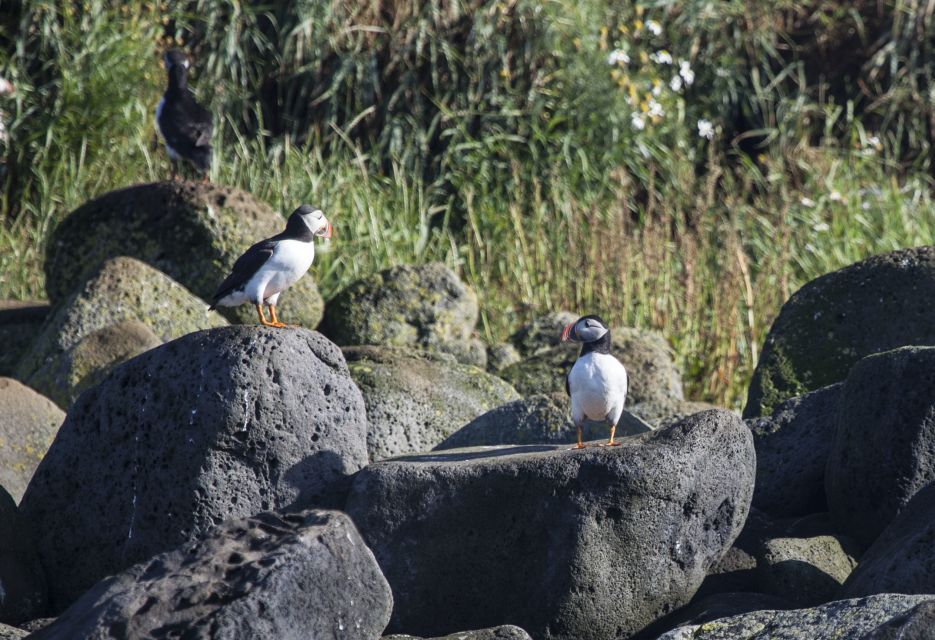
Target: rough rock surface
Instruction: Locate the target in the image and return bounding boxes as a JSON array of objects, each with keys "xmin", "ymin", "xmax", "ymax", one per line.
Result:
[
  {"xmin": 826, "ymin": 346, "xmax": 935, "ymax": 547},
  {"xmin": 746, "ymin": 383, "xmax": 842, "ymax": 517},
  {"xmin": 29, "ymin": 510, "xmax": 392, "ymax": 640},
  {"xmin": 840, "ymin": 481, "xmax": 935, "ymax": 598},
  {"xmin": 499, "ymin": 327, "xmax": 684, "ymax": 405},
  {"xmin": 40, "ymin": 320, "xmax": 161, "ymax": 409},
  {"xmin": 17, "ymin": 257, "xmax": 227, "ymax": 406},
  {"xmin": 0, "ymin": 487, "xmax": 46, "ymax": 624},
  {"xmin": 0, "ymin": 378, "xmax": 63, "ymax": 503},
  {"xmin": 486, "ymin": 343, "xmax": 521, "ymax": 371},
  {"xmin": 628, "ymin": 399, "xmax": 722, "ymax": 429},
  {"xmin": 693, "ymin": 509, "xmax": 776, "ymax": 599},
  {"xmin": 343, "ymin": 346, "xmax": 519, "ymax": 460},
  {"xmin": 346, "ymin": 409, "xmax": 755, "ymax": 639},
  {"xmin": 0, "ymin": 302, "xmax": 48, "ymax": 377},
  {"xmin": 43, "ymin": 181, "xmax": 324, "ymax": 326},
  {"xmin": 385, "ymin": 627, "xmax": 532, "ymax": 640},
  {"xmin": 19, "ymin": 326, "xmax": 369, "ymax": 610},
  {"xmin": 435, "ymin": 393, "xmax": 651, "ymax": 450},
  {"xmin": 508, "ymin": 311, "xmax": 579, "ymax": 357},
  {"xmin": 658, "ymin": 594, "xmax": 935, "ymax": 640},
  {"xmin": 744, "ymin": 246, "xmax": 935, "ymax": 418},
  {"xmin": 320, "ymin": 263, "xmax": 481, "ymax": 364},
  {"xmin": 756, "ymin": 531, "xmax": 859, "ymax": 607},
  {"xmin": 863, "ymin": 600, "xmax": 935, "ymax": 640},
  {"xmin": 633, "ymin": 592, "xmax": 792, "ymax": 640},
  {"xmin": 0, "ymin": 625, "xmax": 26, "ymax": 639}
]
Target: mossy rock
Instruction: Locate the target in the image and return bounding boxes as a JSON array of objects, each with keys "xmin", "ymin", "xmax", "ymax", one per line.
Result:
[
  {"xmin": 320, "ymin": 263, "xmax": 480, "ymax": 362},
  {"xmin": 46, "ymin": 320, "xmax": 162, "ymax": 408},
  {"xmin": 342, "ymin": 346, "xmax": 519, "ymax": 460},
  {"xmin": 508, "ymin": 311, "xmax": 578, "ymax": 357},
  {"xmin": 18, "ymin": 257, "xmax": 227, "ymax": 407},
  {"xmin": 0, "ymin": 378, "xmax": 63, "ymax": 504},
  {"xmin": 757, "ymin": 532, "xmax": 860, "ymax": 608},
  {"xmin": 486, "ymin": 342, "xmax": 521, "ymax": 372},
  {"xmin": 435, "ymin": 392, "xmax": 651, "ymax": 450},
  {"xmin": 744, "ymin": 245, "xmax": 935, "ymax": 418},
  {"xmin": 499, "ymin": 326, "xmax": 684, "ymax": 404},
  {"xmin": 0, "ymin": 302, "xmax": 49, "ymax": 377},
  {"xmin": 43, "ymin": 181, "xmax": 324, "ymax": 327}
]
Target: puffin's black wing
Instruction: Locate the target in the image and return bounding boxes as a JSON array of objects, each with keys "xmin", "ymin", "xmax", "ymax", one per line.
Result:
[
  {"xmin": 158, "ymin": 91, "xmax": 213, "ymax": 169},
  {"xmin": 565, "ymin": 370, "xmax": 571, "ymax": 396},
  {"xmin": 210, "ymin": 239, "xmax": 275, "ymax": 307}
]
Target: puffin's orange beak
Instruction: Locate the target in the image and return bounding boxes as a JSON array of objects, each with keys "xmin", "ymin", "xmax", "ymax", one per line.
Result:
[
  {"xmin": 318, "ymin": 221, "xmax": 333, "ymax": 239},
  {"xmin": 561, "ymin": 322, "xmax": 575, "ymax": 342}
]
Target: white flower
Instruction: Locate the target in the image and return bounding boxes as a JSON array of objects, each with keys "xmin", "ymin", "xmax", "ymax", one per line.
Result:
[
  {"xmin": 679, "ymin": 60, "xmax": 694, "ymax": 86},
  {"xmin": 607, "ymin": 49, "xmax": 630, "ymax": 66},
  {"xmin": 652, "ymin": 83, "xmax": 662, "ymax": 96},
  {"xmin": 650, "ymin": 50, "xmax": 673, "ymax": 65},
  {"xmin": 800, "ymin": 196, "xmax": 816, "ymax": 207},
  {"xmin": 829, "ymin": 190, "xmax": 843, "ymax": 202},
  {"xmin": 648, "ymin": 100, "xmax": 664, "ymax": 118},
  {"xmin": 715, "ymin": 68, "xmax": 730, "ymax": 78},
  {"xmin": 813, "ymin": 222, "xmax": 830, "ymax": 232},
  {"xmin": 631, "ymin": 112, "xmax": 646, "ymax": 130},
  {"xmin": 646, "ymin": 20, "xmax": 663, "ymax": 36},
  {"xmin": 697, "ymin": 119, "xmax": 714, "ymax": 139},
  {"xmin": 670, "ymin": 75, "xmax": 683, "ymax": 92}
]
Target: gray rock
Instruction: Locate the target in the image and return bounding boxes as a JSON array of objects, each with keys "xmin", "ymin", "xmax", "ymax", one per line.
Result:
[
  {"xmin": 384, "ymin": 626, "xmax": 531, "ymax": 640},
  {"xmin": 43, "ymin": 181, "xmax": 324, "ymax": 326},
  {"xmin": 29, "ymin": 510, "xmax": 392, "ymax": 640},
  {"xmin": 499, "ymin": 327, "xmax": 684, "ymax": 405},
  {"xmin": 435, "ymin": 393, "xmax": 651, "ymax": 450},
  {"xmin": 0, "ymin": 302, "xmax": 48, "ymax": 377},
  {"xmin": 41, "ymin": 320, "xmax": 162, "ymax": 409},
  {"xmin": 508, "ymin": 311, "xmax": 578, "ymax": 357},
  {"xmin": 744, "ymin": 246, "xmax": 935, "ymax": 418},
  {"xmin": 320, "ymin": 263, "xmax": 480, "ymax": 365},
  {"xmin": 0, "ymin": 487, "xmax": 45, "ymax": 625},
  {"xmin": 863, "ymin": 600, "xmax": 935, "ymax": 640},
  {"xmin": 826, "ymin": 346, "xmax": 935, "ymax": 547},
  {"xmin": 0, "ymin": 624, "xmax": 26, "ymax": 639},
  {"xmin": 693, "ymin": 509, "xmax": 776, "ymax": 599},
  {"xmin": 486, "ymin": 343, "xmax": 521, "ymax": 371},
  {"xmin": 633, "ymin": 592, "xmax": 793, "ymax": 640},
  {"xmin": 346, "ymin": 409, "xmax": 755, "ymax": 639},
  {"xmin": 17, "ymin": 257, "xmax": 227, "ymax": 407},
  {"xmin": 657, "ymin": 594, "xmax": 935, "ymax": 640},
  {"xmin": 0, "ymin": 378, "xmax": 63, "ymax": 503},
  {"xmin": 756, "ymin": 531, "xmax": 859, "ymax": 607},
  {"xmin": 434, "ymin": 337, "xmax": 488, "ymax": 369},
  {"xmin": 16, "ymin": 618, "xmax": 53, "ymax": 633},
  {"xmin": 840, "ymin": 481, "xmax": 935, "ymax": 598},
  {"xmin": 746, "ymin": 384, "xmax": 843, "ymax": 517},
  {"xmin": 343, "ymin": 346, "xmax": 519, "ymax": 461},
  {"xmin": 629, "ymin": 399, "xmax": 723, "ymax": 429},
  {"xmin": 19, "ymin": 326, "xmax": 369, "ymax": 610}
]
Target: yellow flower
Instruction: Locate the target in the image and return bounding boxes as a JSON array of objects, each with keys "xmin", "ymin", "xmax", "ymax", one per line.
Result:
[
  {"xmin": 639, "ymin": 50, "xmax": 649, "ymax": 64},
  {"xmin": 500, "ymin": 67, "xmax": 510, "ymax": 79},
  {"xmin": 634, "ymin": 19, "xmax": 644, "ymax": 31},
  {"xmin": 636, "ymin": 5, "xmax": 645, "ymax": 17},
  {"xmin": 618, "ymin": 25, "xmax": 629, "ymax": 35},
  {"xmin": 628, "ymin": 84, "xmax": 639, "ymax": 100},
  {"xmin": 573, "ymin": 37, "xmax": 581, "ymax": 50},
  {"xmin": 641, "ymin": 101, "xmax": 650, "ymax": 113}
]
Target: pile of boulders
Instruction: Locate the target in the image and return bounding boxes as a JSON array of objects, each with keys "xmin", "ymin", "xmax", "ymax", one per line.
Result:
[{"xmin": 3, "ymin": 181, "xmax": 935, "ymax": 639}]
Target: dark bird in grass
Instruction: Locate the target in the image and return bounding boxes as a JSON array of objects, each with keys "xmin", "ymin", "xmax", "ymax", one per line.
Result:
[
  {"xmin": 156, "ymin": 49, "xmax": 213, "ymax": 181},
  {"xmin": 210, "ymin": 205, "xmax": 333, "ymax": 327},
  {"xmin": 561, "ymin": 315, "xmax": 629, "ymax": 448}
]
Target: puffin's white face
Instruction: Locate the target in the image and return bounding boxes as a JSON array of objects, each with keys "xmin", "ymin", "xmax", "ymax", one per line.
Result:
[
  {"xmin": 301, "ymin": 208, "xmax": 333, "ymax": 238},
  {"xmin": 561, "ymin": 316, "xmax": 609, "ymax": 343}
]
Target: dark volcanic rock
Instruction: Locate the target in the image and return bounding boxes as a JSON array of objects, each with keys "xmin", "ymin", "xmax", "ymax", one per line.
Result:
[
  {"xmin": 346, "ymin": 409, "xmax": 755, "ymax": 639},
  {"xmin": 826, "ymin": 346, "xmax": 935, "ymax": 547},
  {"xmin": 628, "ymin": 398, "xmax": 723, "ymax": 429},
  {"xmin": 0, "ymin": 487, "xmax": 45, "ymax": 625},
  {"xmin": 0, "ymin": 301, "xmax": 48, "ymax": 377},
  {"xmin": 499, "ymin": 327, "xmax": 684, "ymax": 405},
  {"xmin": 756, "ymin": 530, "xmax": 859, "ymax": 607},
  {"xmin": 693, "ymin": 508, "xmax": 776, "ymax": 599},
  {"xmin": 43, "ymin": 181, "xmax": 324, "ymax": 326},
  {"xmin": 19, "ymin": 326, "xmax": 369, "ymax": 610},
  {"xmin": 633, "ymin": 592, "xmax": 793, "ymax": 640},
  {"xmin": 508, "ymin": 311, "xmax": 579, "ymax": 357},
  {"xmin": 746, "ymin": 383, "xmax": 843, "ymax": 517},
  {"xmin": 840, "ymin": 481, "xmax": 935, "ymax": 598},
  {"xmin": 385, "ymin": 626, "xmax": 532, "ymax": 640},
  {"xmin": 29, "ymin": 510, "xmax": 392, "ymax": 640},
  {"xmin": 320, "ymin": 263, "xmax": 482, "ymax": 365},
  {"xmin": 435, "ymin": 393, "xmax": 651, "ymax": 450},
  {"xmin": 343, "ymin": 346, "xmax": 519, "ymax": 461},
  {"xmin": 658, "ymin": 594, "xmax": 935, "ymax": 640},
  {"xmin": 863, "ymin": 600, "xmax": 935, "ymax": 640},
  {"xmin": 744, "ymin": 246, "xmax": 935, "ymax": 418},
  {"xmin": 0, "ymin": 378, "xmax": 63, "ymax": 503}
]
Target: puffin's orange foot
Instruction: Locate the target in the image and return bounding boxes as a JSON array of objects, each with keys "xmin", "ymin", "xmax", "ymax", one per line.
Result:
[
  {"xmin": 600, "ymin": 441, "xmax": 622, "ymax": 447},
  {"xmin": 570, "ymin": 443, "xmax": 589, "ymax": 450}
]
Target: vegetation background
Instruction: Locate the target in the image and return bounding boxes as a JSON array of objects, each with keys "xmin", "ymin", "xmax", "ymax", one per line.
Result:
[{"xmin": 1, "ymin": 0, "xmax": 934, "ymax": 409}]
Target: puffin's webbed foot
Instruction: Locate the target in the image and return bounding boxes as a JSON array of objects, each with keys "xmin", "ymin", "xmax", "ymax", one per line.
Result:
[
  {"xmin": 267, "ymin": 305, "xmax": 289, "ymax": 328},
  {"xmin": 255, "ymin": 303, "xmax": 284, "ymax": 328},
  {"xmin": 599, "ymin": 424, "xmax": 622, "ymax": 447},
  {"xmin": 570, "ymin": 425, "xmax": 588, "ymax": 450}
]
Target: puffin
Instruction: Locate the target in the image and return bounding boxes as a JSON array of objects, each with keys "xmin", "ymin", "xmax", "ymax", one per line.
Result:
[
  {"xmin": 561, "ymin": 315, "xmax": 629, "ymax": 448},
  {"xmin": 209, "ymin": 205, "xmax": 333, "ymax": 327},
  {"xmin": 156, "ymin": 49, "xmax": 213, "ymax": 180}
]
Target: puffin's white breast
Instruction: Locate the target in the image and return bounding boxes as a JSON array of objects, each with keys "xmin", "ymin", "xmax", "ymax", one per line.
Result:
[
  {"xmin": 568, "ymin": 351, "xmax": 628, "ymax": 421},
  {"xmin": 260, "ymin": 239, "xmax": 316, "ymax": 297}
]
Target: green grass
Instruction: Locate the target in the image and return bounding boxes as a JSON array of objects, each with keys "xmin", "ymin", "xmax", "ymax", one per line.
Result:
[{"xmin": 2, "ymin": 0, "xmax": 935, "ymax": 410}]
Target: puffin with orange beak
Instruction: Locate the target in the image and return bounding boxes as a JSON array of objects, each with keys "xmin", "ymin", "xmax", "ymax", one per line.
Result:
[
  {"xmin": 561, "ymin": 315, "xmax": 629, "ymax": 448},
  {"xmin": 210, "ymin": 205, "xmax": 333, "ymax": 327}
]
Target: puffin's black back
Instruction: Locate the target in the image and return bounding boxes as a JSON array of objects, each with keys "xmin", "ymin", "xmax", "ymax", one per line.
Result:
[{"xmin": 158, "ymin": 51, "xmax": 213, "ymax": 172}]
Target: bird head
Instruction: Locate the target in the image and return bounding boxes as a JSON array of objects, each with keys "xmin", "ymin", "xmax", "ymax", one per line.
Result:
[
  {"xmin": 561, "ymin": 315, "xmax": 609, "ymax": 343},
  {"xmin": 293, "ymin": 204, "xmax": 333, "ymax": 239},
  {"xmin": 163, "ymin": 49, "xmax": 190, "ymax": 72}
]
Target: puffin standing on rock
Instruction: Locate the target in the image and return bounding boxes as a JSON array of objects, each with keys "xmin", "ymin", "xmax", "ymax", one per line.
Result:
[
  {"xmin": 156, "ymin": 49, "xmax": 213, "ymax": 180},
  {"xmin": 561, "ymin": 315, "xmax": 629, "ymax": 449},
  {"xmin": 209, "ymin": 205, "xmax": 333, "ymax": 327}
]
